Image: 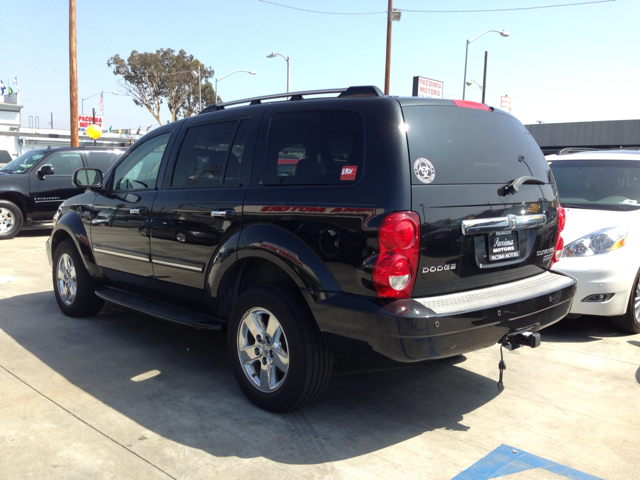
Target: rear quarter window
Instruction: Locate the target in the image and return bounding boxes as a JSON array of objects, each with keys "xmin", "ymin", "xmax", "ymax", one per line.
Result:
[
  {"xmin": 403, "ymin": 106, "xmax": 549, "ymax": 185},
  {"xmin": 263, "ymin": 110, "xmax": 364, "ymax": 186}
]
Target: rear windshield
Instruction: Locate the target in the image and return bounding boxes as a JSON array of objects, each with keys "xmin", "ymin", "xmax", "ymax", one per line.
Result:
[
  {"xmin": 549, "ymin": 159, "xmax": 640, "ymax": 211},
  {"xmin": 403, "ymin": 106, "xmax": 548, "ymax": 185}
]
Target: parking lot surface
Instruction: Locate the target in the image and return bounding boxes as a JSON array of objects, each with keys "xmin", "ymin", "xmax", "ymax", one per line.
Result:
[{"xmin": 1, "ymin": 229, "xmax": 639, "ymax": 479}]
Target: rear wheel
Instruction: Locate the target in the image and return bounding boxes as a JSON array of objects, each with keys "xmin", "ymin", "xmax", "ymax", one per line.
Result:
[
  {"xmin": 227, "ymin": 284, "xmax": 333, "ymax": 412},
  {"xmin": 0, "ymin": 201, "xmax": 23, "ymax": 239},
  {"xmin": 610, "ymin": 269, "xmax": 640, "ymax": 334},
  {"xmin": 53, "ymin": 239, "xmax": 104, "ymax": 317}
]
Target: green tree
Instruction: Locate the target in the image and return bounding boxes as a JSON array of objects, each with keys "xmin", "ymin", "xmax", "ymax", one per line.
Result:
[{"xmin": 107, "ymin": 48, "xmax": 216, "ymax": 125}]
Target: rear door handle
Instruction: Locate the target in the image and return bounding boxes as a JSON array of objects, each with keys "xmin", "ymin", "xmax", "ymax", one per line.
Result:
[
  {"xmin": 211, "ymin": 209, "xmax": 236, "ymax": 220},
  {"xmin": 130, "ymin": 207, "xmax": 148, "ymax": 216}
]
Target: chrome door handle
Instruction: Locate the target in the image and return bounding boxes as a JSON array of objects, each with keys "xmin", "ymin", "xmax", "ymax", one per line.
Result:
[
  {"xmin": 211, "ymin": 209, "xmax": 236, "ymax": 220},
  {"xmin": 129, "ymin": 207, "xmax": 148, "ymax": 215}
]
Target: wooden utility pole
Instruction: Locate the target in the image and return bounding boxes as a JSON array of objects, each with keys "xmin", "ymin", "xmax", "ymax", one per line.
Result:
[
  {"xmin": 482, "ymin": 51, "xmax": 488, "ymax": 104},
  {"xmin": 384, "ymin": 0, "xmax": 393, "ymax": 95},
  {"xmin": 69, "ymin": 0, "xmax": 78, "ymax": 147}
]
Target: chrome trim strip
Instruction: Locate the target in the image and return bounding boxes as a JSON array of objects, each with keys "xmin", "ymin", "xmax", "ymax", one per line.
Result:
[
  {"xmin": 151, "ymin": 258, "xmax": 204, "ymax": 273},
  {"xmin": 415, "ymin": 271, "xmax": 575, "ymax": 316},
  {"xmin": 93, "ymin": 247, "xmax": 150, "ymax": 262},
  {"xmin": 461, "ymin": 214, "xmax": 547, "ymax": 235}
]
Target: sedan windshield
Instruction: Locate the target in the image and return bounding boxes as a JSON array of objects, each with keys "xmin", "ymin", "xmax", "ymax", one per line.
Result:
[
  {"xmin": 0, "ymin": 151, "xmax": 46, "ymax": 174},
  {"xmin": 549, "ymin": 159, "xmax": 640, "ymax": 211}
]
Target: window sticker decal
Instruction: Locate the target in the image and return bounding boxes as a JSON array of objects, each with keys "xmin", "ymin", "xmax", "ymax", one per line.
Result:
[
  {"xmin": 414, "ymin": 158, "xmax": 435, "ymax": 184},
  {"xmin": 341, "ymin": 166, "xmax": 357, "ymax": 181}
]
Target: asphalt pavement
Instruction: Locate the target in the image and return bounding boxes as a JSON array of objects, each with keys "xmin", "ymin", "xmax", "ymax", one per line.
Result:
[{"xmin": 1, "ymin": 229, "xmax": 639, "ymax": 479}]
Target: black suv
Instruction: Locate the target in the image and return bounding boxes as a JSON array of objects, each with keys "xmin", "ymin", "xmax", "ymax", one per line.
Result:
[
  {"xmin": 46, "ymin": 86, "xmax": 576, "ymax": 412},
  {"xmin": 0, "ymin": 147, "xmax": 123, "ymax": 238}
]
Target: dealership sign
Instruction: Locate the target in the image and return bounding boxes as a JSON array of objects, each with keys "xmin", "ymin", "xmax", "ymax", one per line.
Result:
[
  {"xmin": 412, "ymin": 76, "xmax": 444, "ymax": 99},
  {"xmin": 78, "ymin": 114, "xmax": 103, "ymax": 129}
]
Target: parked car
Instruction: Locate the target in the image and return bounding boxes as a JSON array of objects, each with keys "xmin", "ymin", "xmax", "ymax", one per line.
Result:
[
  {"xmin": 0, "ymin": 146, "xmax": 124, "ymax": 239},
  {"xmin": 46, "ymin": 86, "xmax": 576, "ymax": 412},
  {"xmin": 548, "ymin": 149, "xmax": 640, "ymax": 333}
]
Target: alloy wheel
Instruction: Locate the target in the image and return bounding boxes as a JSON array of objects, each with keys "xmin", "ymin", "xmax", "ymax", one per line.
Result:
[
  {"xmin": 56, "ymin": 253, "xmax": 77, "ymax": 306},
  {"xmin": 237, "ymin": 307, "xmax": 289, "ymax": 393}
]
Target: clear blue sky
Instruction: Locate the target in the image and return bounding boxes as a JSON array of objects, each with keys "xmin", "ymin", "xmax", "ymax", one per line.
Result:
[{"xmin": 1, "ymin": 0, "xmax": 637, "ymax": 131}]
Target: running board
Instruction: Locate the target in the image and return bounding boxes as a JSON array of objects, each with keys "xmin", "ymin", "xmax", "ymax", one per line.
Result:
[{"xmin": 95, "ymin": 287, "xmax": 225, "ymax": 330}]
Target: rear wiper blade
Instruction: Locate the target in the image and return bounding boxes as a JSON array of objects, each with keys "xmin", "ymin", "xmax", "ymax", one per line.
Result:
[{"xmin": 498, "ymin": 176, "xmax": 545, "ymax": 196}]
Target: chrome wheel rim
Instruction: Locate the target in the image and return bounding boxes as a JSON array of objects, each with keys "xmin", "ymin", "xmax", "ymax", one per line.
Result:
[
  {"xmin": 56, "ymin": 253, "xmax": 77, "ymax": 306},
  {"xmin": 237, "ymin": 307, "xmax": 289, "ymax": 393},
  {"xmin": 634, "ymin": 280, "xmax": 640, "ymax": 322},
  {"xmin": 0, "ymin": 207, "xmax": 16, "ymax": 235}
]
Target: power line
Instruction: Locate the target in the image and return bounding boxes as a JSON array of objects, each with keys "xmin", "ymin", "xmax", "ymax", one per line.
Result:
[
  {"xmin": 0, "ymin": 63, "xmax": 198, "ymax": 77},
  {"xmin": 258, "ymin": 0, "xmax": 615, "ymax": 15}
]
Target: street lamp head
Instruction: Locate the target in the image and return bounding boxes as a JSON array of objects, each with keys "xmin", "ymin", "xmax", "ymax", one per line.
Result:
[
  {"xmin": 466, "ymin": 81, "xmax": 473, "ymax": 86},
  {"xmin": 249, "ymin": 70, "xmax": 257, "ymax": 75},
  {"xmin": 500, "ymin": 30, "xmax": 510, "ymax": 37},
  {"xmin": 267, "ymin": 53, "xmax": 276, "ymax": 58}
]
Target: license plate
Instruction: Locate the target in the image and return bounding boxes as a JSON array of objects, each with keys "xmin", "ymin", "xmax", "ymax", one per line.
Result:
[{"xmin": 488, "ymin": 231, "xmax": 520, "ymax": 261}]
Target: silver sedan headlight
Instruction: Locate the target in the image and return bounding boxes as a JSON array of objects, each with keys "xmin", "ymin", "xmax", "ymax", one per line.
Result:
[{"xmin": 563, "ymin": 226, "xmax": 627, "ymax": 257}]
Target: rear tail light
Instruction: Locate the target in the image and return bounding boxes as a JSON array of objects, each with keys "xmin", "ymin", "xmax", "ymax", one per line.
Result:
[
  {"xmin": 550, "ymin": 204, "xmax": 566, "ymax": 267},
  {"xmin": 373, "ymin": 211, "xmax": 420, "ymax": 299}
]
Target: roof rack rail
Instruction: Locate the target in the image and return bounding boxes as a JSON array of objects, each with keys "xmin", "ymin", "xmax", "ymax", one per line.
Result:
[
  {"xmin": 200, "ymin": 88, "xmax": 348, "ymax": 114},
  {"xmin": 558, "ymin": 147, "xmax": 599, "ymax": 155},
  {"xmin": 199, "ymin": 85, "xmax": 384, "ymax": 114}
]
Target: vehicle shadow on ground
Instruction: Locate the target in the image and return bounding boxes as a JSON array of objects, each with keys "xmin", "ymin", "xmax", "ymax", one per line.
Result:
[
  {"xmin": 630, "ymin": 341, "xmax": 640, "ymax": 384},
  {"xmin": 0, "ymin": 291, "xmax": 499, "ymax": 465},
  {"xmin": 540, "ymin": 315, "xmax": 626, "ymax": 343},
  {"xmin": 16, "ymin": 227, "xmax": 52, "ymax": 238}
]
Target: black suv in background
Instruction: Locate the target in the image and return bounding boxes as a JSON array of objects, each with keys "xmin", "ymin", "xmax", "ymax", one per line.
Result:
[
  {"xmin": 0, "ymin": 147, "xmax": 123, "ymax": 238},
  {"xmin": 47, "ymin": 86, "xmax": 576, "ymax": 412}
]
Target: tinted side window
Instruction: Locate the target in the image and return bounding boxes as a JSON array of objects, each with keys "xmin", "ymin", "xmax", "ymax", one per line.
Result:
[
  {"xmin": 172, "ymin": 121, "xmax": 237, "ymax": 188},
  {"xmin": 44, "ymin": 152, "xmax": 84, "ymax": 176},
  {"xmin": 264, "ymin": 111, "xmax": 364, "ymax": 186},
  {"xmin": 86, "ymin": 151, "xmax": 123, "ymax": 172},
  {"xmin": 113, "ymin": 133, "xmax": 171, "ymax": 191}
]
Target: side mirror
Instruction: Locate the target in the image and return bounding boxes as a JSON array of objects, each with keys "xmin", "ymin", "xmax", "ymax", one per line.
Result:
[
  {"xmin": 73, "ymin": 168, "xmax": 103, "ymax": 189},
  {"xmin": 37, "ymin": 165, "xmax": 55, "ymax": 179}
]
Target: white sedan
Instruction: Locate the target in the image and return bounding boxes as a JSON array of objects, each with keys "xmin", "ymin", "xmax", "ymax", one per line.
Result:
[{"xmin": 548, "ymin": 149, "xmax": 640, "ymax": 333}]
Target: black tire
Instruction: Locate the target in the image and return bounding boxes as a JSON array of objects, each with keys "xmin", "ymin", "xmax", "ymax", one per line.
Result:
[
  {"xmin": 0, "ymin": 200, "xmax": 24, "ymax": 240},
  {"xmin": 227, "ymin": 283, "xmax": 333, "ymax": 412},
  {"xmin": 610, "ymin": 269, "xmax": 640, "ymax": 334},
  {"xmin": 52, "ymin": 239, "xmax": 104, "ymax": 317}
]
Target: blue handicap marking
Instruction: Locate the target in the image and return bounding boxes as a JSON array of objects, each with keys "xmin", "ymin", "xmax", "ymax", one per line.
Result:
[{"xmin": 453, "ymin": 444, "xmax": 603, "ymax": 480}]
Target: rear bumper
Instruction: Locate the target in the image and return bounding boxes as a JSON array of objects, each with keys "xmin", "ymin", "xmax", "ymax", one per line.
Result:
[{"xmin": 308, "ymin": 270, "xmax": 576, "ymax": 362}]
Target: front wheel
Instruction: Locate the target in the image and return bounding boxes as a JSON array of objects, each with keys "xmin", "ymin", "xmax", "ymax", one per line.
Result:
[
  {"xmin": 227, "ymin": 284, "xmax": 333, "ymax": 412},
  {"xmin": 610, "ymin": 269, "xmax": 640, "ymax": 334},
  {"xmin": 0, "ymin": 200, "xmax": 24, "ymax": 239},
  {"xmin": 53, "ymin": 239, "xmax": 104, "ymax": 317}
]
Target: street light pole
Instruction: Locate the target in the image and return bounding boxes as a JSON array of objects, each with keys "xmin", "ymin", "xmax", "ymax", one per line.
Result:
[
  {"xmin": 462, "ymin": 29, "xmax": 509, "ymax": 100},
  {"xmin": 82, "ymin": 91, "xmax": 120, "ymax": 115},
  {"xmin": 267, "ymin": 53, "xmax": 290, "ymax": 93},
  {"xmin": 214, "ymin": 70, "xmax": 257, "ymax": 104}
]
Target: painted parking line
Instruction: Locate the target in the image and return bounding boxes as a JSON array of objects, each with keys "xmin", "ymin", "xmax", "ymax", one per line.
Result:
[{"xmin": 453, "ymin": 444, "xmax": 603, "ymax": 480}]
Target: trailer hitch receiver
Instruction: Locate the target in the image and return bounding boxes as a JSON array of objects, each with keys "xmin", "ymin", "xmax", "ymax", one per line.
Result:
[{"xmin": 501, "ymin": 331, "xmax": 541, "ymax": 351}]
